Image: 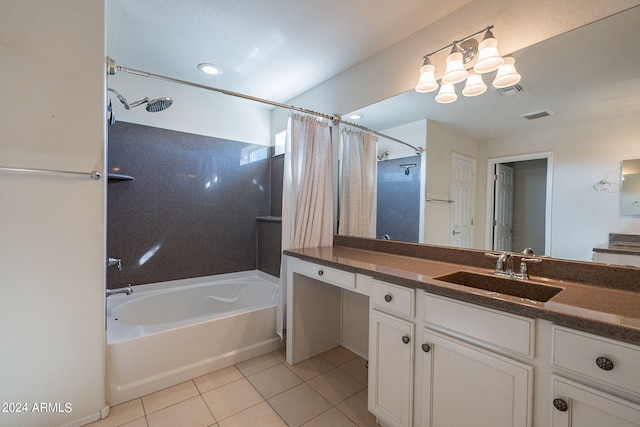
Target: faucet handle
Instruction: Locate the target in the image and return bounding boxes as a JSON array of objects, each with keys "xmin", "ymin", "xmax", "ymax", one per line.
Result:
[
  {"xmin": 518, "ymin": 257, "xmax": 542, "ymax": 279},
  {"xmin": 107, "ymin": 257, "xmax": 122, "ymax": 271}
]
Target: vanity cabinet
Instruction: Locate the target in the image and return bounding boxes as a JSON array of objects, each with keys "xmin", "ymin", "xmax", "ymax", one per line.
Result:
[
  {"xmin": 367, "ymin": 276, "xmax": 416, "ymax": 427},
  {"xmin": 550, "ymin": 327, "xmax": 640, "ymax": 426},
  {"xmin": 419, "ymin": 294, "xmax": 533, "ymax": 427}
]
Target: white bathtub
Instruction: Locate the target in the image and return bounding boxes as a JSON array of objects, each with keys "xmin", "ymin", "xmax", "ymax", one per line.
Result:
[{"xmin": 106, "ymin": 271, "xmax": 281, "ymax": 405}]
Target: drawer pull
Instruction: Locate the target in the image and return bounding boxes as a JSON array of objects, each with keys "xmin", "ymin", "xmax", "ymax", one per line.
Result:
[
  {"xmin": 402, "ymin": 335, "xmax": 411, "ymax": 344},
  {"xmin": 318, "ymin": 270, "xmax": 324, "ymax": 276},
  {"xmin": 595, "ymin": 356, "xmax": 614, "ymax": 371},
  {"xmin": 384, "ymin": 294, "xmax": 393, "ymax": 302},
  {"xmin": 553, "ymin": 399, "xmax": 568, "ymax": 412},
  {"xmin": 422, "ymin": 343, "xmax": 431, "ymax": 353}
]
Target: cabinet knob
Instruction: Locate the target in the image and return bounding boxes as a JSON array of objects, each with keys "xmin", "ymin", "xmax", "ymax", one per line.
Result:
[
  {"xmin": 422, "ymin": 343, "xmax": 431, "ymax": 353},
  {"xmin": 553, "ymin": 399, "xmax": 568, "ymax": 412},
  {"xmin": 384, "ymin": 294, "xmax": 393, "ymax": 302},
  {"xmin": 318, "ymin": 270, "xmax": 324, "ymax": 276},
  {"xmin": 595, "ymin": 356, "xmax": 614, "ymax": 371},
  {"xmin": 402, "ymin": 335, "xmax": 411, "ymax": 344}
]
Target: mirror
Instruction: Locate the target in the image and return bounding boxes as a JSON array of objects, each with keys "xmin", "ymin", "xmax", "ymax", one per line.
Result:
[
  {"xmin": 622, "ymin": 159, "xmax": 640, "ymax": 216},
  {"xmin": 341, "ymin": 6, "xmax": 640, "ymax": 264}
]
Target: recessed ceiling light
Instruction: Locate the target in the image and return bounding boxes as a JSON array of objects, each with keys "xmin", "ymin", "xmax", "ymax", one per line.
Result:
[
  {"xmin": 197, "ymin": 63, "xmax": 223, "ymax": 76},
  {"xmin": 348, "ymin": 114, "xmax": 363, "ymax": 120}
]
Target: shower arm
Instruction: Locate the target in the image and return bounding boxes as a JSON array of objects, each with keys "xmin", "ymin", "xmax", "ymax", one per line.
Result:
[{"xmin": 106, "ymin": 57, "xmax": 424, "ymax": 155}]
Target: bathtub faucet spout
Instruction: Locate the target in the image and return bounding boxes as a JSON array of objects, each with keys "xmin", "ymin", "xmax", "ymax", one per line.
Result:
[{"xmin": 106, "ymin": 284, "xmax": 134, "ymax": 297}]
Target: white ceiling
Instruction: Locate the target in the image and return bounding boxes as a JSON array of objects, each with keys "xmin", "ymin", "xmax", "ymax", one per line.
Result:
[{"xmin": 107, "ymin": 0, "xmax": 472, "ymax": 104}]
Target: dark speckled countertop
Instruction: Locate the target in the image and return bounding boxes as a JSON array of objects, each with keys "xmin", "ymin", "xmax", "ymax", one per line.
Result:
[{"xmin": 284, "ymin": 236, "xmax": 640, "ymax": 345}]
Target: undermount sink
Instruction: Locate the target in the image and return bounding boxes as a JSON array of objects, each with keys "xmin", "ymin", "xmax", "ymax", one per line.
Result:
[{"xmin": 434, "ymin": 271, "xmax": 563, "ymax": 302}]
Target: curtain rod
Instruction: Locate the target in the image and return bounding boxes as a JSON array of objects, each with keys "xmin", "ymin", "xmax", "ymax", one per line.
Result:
[{"xmin": 107, "ymin": 57, "xmax": 424, "ymax": 154}]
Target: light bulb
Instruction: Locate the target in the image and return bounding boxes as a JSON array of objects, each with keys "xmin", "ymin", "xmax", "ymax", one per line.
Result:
[
  {"xmin": 492, "ymin": 56, "xmax": 521, "ymax": 88},
  {"xmin": 415, "ymin": 57, "xmax": 438, "ymax": 93},
  {"xmin": 462, "ymin": 71, "xmax": 487, "ymax": 97},
  {"xmin": 442, "ymin": 46, "xmax": 468, "ymax": 85},
  {"xmin": 474, "ymin": 30, "xmax": 503, "ymax": 73},
  {"xmin": 435, "ymin": 83, "xmax": 457, "ymax": 103}
]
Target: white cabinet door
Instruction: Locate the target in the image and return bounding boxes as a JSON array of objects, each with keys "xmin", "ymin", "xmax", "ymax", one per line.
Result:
[
  {"xmin": 419, "ymin": 329, "xmax": 532, "ymax": 427},
  {"xmin": 369, "ymin": 310, "xmax": 414, "ymax": 427},
  {"xmin": 551, "ymin": 377, "xmax": 640, "ymax": 427}
]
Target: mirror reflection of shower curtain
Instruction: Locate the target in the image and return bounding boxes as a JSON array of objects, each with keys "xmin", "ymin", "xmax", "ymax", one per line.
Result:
[
  {"xmin": 278, "ymin": 113, "xmax": 334, "ymax": 338},
  {"xmin": 338, "ymin": 129, "xmax": 378, "ymax": 237}
]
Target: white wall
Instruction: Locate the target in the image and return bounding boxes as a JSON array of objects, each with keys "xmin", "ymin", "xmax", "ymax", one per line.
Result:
[
  {"xmin": 107, "ymin": 71, "xmax": 273, "ymax": 146},
  {"xmin": 0, "ymin": 1, "xmax": 106, "ymax": 426},
  {"xmin": 475, "ymin": 113, "xmax": 640, "ymax": 262}
]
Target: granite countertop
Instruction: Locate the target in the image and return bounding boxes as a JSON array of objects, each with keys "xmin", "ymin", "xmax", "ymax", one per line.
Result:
[
  {"xmin": 593, "ymin": 233, "xmax": 640, "ymax": 255},
  {"xmin": 284, "ymin": 243, "xmax": 640, "ymax": 345}
]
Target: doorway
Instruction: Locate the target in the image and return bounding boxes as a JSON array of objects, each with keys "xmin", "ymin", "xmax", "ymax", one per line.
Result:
[
  {"xmin": 450, "ymin": 153, "xmax": 476, "ymax": 248},
  {"xmin": 486, "ymin": 152, "xmax": 553, "ymax": 256}
]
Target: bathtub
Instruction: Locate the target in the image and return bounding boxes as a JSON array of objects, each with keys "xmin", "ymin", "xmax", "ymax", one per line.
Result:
[{"xmin": 106, "ymin": 271, "xmax": 281, "ymax": 405}]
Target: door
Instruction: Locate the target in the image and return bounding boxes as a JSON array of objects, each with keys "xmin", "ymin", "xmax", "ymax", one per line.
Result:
[
  {"xmin": 369, "ymin": 310, "xmax": 414, "ymax": 427},
  {"xmin": 450, "ymin": 153, "xmax": 475, "ymax": 248},
  {"xmin": 493, "ymin": 163, "xmax": 514, "ymax": 251},
  {"xmin": 551, "ymin": 377, "xmax": 640, "ymax": 427},
  {"xmin": 420, "ymin": 329, "xmax": 532, "ymax": 427}
]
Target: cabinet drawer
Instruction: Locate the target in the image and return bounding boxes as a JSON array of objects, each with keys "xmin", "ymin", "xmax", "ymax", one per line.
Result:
[
  {"xmin": 552, "ymin": 326, "xmax": 640, "ymax": 396},
  {"xmin": 366, "ymin": 276, "xmax": 415, "ymax": 318},
  {"xmin": 423, "ymin": 294, "xmax": 535, "ymax": 358},
  {"xmin": 295, "ymin": 259, "xmax": 355, "ymax": 289}
]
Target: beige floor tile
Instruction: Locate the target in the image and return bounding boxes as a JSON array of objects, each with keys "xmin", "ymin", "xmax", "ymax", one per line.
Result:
[
  {"xmin": 121, "ymin": 418, "xmax": 149, "ymax": 427},
  {"xmin": 302, "ymin": 408, "xmax": 358, "ymax": 426},
  {"xmin": 146, "ymin": 396, "xmax": 215, "ymax": 427},
  {"xmin": 142, "ymin": 381, "xmax": 200, "ymax": 414},
  {"xmin": 202, "ymin": 378, "xmax": 264, "ymax": 421},
  {"xmin": 236, "ymin": 353, "xmax": 281, "ymax": 376},
  {"xmin": 194, "ymin": 366, "xmax": 244, "ymax": 393},
  {"xmin": 307, "ymin": 367, "xmax": 366, "ymax": 405},
  {"xmin": 271, "ymin": 347, "xmax": 287, "ymax": 363},
  {"xmin": 285, "ymin": 355, "xmax": 335, "ymax": 381},
  {"xmin": 247, "ymin": 363, "xmax": 303, "ymax": 399},
  {"xmin": 337, "ymin": 389, "xmax": 379, "ymax": 427},
  {"xmin": 268, "ymin": 383, "xmax": 332, "ymax": 427},
  {"xmin": 320, "ymin": 346, "xmax": 359, "ymax": 366},
  {"xmin": 218, "ymin": 401, "xmax": 287, "ymax": 427},
  {"xmin": 339, "ymin": 356, "xmax": 368, "ymax": 385},
  {"xmin": 85, "ymin": 398, "xmax": 145, "ymax": 427}
]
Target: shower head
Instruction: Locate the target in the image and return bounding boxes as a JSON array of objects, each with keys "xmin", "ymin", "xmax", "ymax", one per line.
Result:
[
  {"xmin": 145, "ymin": 97, "xmax": 173, "ymax": 112},
  {"xmin": 107, "ymin": 88, "xmax": 173, "ymax": 112}
]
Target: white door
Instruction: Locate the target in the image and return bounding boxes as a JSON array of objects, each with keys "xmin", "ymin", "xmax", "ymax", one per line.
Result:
[
  {"xmin": 420, "ymin": 329, "xmax": 532, "ymax": 427},
  {"xmin": 551, "ymin": 377, "xmax": 640, "ymax": 427},
  {"xmin": 450, "ymin": 153, "xmax": 475, "ymax": 248},
  {"xmin": 368, "ymin": 310, "xmax": 414, "ymax": 427},
  {"xmin": 493, "ymin": 163, "xmax": 514, "ymax": 251}
]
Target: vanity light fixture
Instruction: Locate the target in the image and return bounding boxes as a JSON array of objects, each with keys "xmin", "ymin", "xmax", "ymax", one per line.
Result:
[
  {"xmin": 414, "ymin": 26, "xmax": 521, "ymax": 103},
  {"xmin": 197, "ymin": 63, "xmax": 223, "ymax": 76}
]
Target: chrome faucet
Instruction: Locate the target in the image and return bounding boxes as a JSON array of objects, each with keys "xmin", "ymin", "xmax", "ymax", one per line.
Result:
[
  {"xmin": 106, "ymin": 284, "xmax": 133, "ymax": 297},
  {"xmin": 107, "ymin": 257, "xmax": 122, "ymax": 271},
  {"xmin": 485, "ymin": 251, "xmax": 542, "ymax": 279}
]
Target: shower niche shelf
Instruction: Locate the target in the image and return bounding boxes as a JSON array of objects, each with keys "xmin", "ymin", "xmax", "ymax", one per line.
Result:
[{"xmin": 107, "ymin": 173, "xmax": 134, "ymax": 181}]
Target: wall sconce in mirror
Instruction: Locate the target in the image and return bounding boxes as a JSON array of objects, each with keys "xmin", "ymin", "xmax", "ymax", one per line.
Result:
[
  {"xmin": 415, "ymin": 26, "xmax": 521, "ymax": 103},
  {"xmin": 621, "ymin": 158, "xmax": 640, "ymax": 216}
]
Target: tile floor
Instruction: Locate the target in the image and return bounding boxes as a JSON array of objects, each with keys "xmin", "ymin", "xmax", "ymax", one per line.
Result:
[{"xmin": 87, "ymin": 346, "xmax": 379, "ymax": 427}]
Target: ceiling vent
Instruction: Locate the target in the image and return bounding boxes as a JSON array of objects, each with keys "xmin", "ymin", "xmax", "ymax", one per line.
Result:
[
  {"xmin": 519, "ymin": 109, "xmax": 556, "ymax": 120},
  {"xmin": 493, "ymin": 83, "xmax": 525, "ymax": 96}
]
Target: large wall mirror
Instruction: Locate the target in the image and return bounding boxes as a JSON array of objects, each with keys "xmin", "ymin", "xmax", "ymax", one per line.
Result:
[{"xmin": 339, "ymin": 5, "xmax": 640, "ymax": 265}]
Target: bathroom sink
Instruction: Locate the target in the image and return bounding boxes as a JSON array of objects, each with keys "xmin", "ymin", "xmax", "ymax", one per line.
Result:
[{"xmin": 434, "ymin": 271, "xmax": 563, "ymax": 302}]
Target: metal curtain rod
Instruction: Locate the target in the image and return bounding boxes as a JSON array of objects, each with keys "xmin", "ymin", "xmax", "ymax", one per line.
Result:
[
  {"xmin": 107, "ymin": 57, "xmax": 424, "ymax": 154},
  {"xmin": 0, "ymin": 166, "xmax": 102, "ymax": 180}
]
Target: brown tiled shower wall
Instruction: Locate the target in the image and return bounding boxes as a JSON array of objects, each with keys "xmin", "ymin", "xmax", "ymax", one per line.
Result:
[{"xmin": 107, "ymin": 122, "xmax": 283, "ymax": 289}]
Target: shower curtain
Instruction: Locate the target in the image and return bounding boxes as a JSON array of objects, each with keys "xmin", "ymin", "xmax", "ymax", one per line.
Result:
[
  {"xmin": 278, "ymin": 113, "xmax": 334, "ymax": 339},
  {"xmin": 338, "ymin": 128, "xmax": 378, "ymax": 237}
]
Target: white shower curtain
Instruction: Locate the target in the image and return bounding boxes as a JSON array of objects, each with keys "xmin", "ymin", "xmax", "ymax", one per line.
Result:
[
  {"xmin": 338, "ymin": 128, "xmax": 378, "ymax": 237},
  {"xmin": 277, "ymin": 113, "xmax": 334, "ymax": 339}
]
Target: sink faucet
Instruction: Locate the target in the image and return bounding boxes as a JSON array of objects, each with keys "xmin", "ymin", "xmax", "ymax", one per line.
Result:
[
  {"xmin": 106, "ymin": 284, "xmax": 133, "ymax": 297},
  {"xmin": 484, "ymin": 251, "xmax": 515, "ymax": 277}
]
